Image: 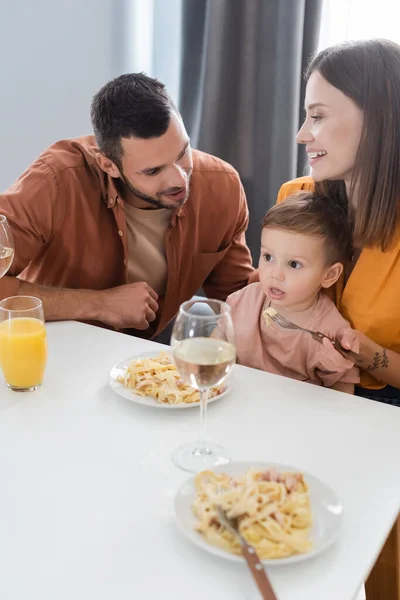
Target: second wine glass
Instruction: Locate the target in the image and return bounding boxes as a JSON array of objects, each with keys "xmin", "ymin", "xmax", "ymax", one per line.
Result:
[{"xmin": 171, "ymin": 298, "xmax": 236, "ymax": 473}]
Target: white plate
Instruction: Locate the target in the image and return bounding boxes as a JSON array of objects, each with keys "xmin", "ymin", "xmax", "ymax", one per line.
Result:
[
  {"xmin": 108, "ymin": 351, "xmax": 230, "ymax": 409},
  {"xmin": 175, "ymin": 460, "xmax": 343, "ymax": 565}
]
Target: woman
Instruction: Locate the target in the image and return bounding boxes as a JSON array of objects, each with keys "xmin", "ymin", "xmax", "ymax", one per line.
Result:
[{"xmin": 278, "ymin": 39, "xmax": 400, "ymax": 406}]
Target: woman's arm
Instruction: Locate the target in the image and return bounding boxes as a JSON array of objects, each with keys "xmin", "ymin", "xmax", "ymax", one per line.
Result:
[
  {"xmin": 340, "ymin": 331, "xmax": 400, "ymax": 389},
  {"xmin": 358, "ymin": 333, "xmax": 400, "ymax": 388}
]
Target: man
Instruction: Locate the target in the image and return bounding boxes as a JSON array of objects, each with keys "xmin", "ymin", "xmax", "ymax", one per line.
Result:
[{"xmin": 0, "ymin": 73, "xmax": 254, "ymax": 339}]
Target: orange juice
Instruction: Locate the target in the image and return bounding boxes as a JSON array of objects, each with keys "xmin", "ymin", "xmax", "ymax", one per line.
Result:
[{"xmin": 0, "ymin": 317, "xmax": 47, "ymax": 388}]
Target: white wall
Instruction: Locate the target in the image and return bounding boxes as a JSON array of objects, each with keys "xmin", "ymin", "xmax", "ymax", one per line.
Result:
[
  {"xmin": 128, "ymin": 0, "xmax": 182, "ymax": 105},
  {"xmin": 0, "ymin": 0, "xmax": 126, "ymax": 191},
  {"xmin": 319, "ymin": 0, "xmax": 400, "ymax": 51}
]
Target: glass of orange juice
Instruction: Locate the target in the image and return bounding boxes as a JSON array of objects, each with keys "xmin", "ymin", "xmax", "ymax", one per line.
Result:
[{"xmin": 0, "ymin": 296, "xmax": 48, "ymax": 391}]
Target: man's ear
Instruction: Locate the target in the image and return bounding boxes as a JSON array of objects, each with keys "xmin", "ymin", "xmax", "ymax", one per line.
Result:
[
  {"xmin": 321, "ymin": 262, "xmax": 343, "ymax": 288},
  {"xmin": 95, "ymin": 152, "xmax": 121, "ymax": 178}
]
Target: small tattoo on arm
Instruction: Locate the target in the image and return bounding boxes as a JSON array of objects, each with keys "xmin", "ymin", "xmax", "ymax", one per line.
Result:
[{"xmin": 365, "ymin": 348, "xmax": 389, "ymax": 372}]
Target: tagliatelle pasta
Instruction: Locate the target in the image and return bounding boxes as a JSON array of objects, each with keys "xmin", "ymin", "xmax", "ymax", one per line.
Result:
[
  {"xmin": 192, "ymin": 467, "xmax": 312, "ymax": 559},
  {"xmin": 117, "ymin": 353, "xmax": 224, "ymax": 405},
  {"xmin": 263, "ymin": 306, "xmax": 278, "ymax": 327}
]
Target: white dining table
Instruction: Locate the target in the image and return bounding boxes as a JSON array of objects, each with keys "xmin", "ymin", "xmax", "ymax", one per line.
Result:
[{"xmin": 0, "ymin": 321, "xmax": 399, "ymax": 600}]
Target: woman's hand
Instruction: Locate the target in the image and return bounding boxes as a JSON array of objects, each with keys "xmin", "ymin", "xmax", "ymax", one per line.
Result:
[
  {"xmin": 335, "ymin": 328, "xmax": 360, "ymax": 354},
  {"xmin": 321, "ymin": 328, "xmax": 360, "ymax": 370},
  {"xmin": 335, "ymin": 329, "xmax": 400, "ymax": 388}
]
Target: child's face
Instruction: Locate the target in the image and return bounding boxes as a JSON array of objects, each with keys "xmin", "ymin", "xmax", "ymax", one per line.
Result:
[{"xmin": 259, "ymin": 227, "xmax": 342, "ymax": 311}]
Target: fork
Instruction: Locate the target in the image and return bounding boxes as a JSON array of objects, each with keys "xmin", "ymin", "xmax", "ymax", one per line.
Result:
[
  {"xmin": 264, "ymin": 308, "xmax": 363, "ymax": 367},
  {"xmin": 215, "ymin": 506, "xmax": 278, "ymax": 600}
]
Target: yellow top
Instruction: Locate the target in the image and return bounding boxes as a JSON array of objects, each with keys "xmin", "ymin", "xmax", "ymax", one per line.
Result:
[{"xmin": 277, "ymin": 176, "xmax": 400, "ymax": 389}]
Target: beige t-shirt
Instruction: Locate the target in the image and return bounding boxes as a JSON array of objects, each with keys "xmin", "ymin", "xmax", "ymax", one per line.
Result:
[
  {"xmin": 226, "ymin": 283, "xmax": 360, "ymax": 387},
  {"xmin": 124, "ymin": 202, "xmax": 171, "ymax": 295}
]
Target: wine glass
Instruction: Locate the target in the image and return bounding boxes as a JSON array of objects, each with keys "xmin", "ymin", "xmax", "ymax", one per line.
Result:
[
  {"xmin": 0, "ymin": 215, "xmax": 15, "ymax": 278},
  {"xmin": 171, "ymin": 298, "xmax": 236, "ymax": 472}
]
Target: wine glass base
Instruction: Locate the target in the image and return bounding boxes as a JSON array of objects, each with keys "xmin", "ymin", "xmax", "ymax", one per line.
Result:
[
  {"xmin": 7, "ymin": 383, "xmax": 41, "ymax": 392},
  {"xmin": 172, "ymin": 441, "xmax": 231, "ymax": 473}
]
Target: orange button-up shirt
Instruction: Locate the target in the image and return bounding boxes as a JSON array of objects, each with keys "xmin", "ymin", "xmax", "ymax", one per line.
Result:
[{"xmin": 0, "ymin": 136, "xmax": 254, "ymax": 337}]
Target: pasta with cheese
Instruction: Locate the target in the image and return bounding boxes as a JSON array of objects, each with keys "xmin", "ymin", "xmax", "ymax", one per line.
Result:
[
  {"xmin": 192, "ymin": 467, "xmax": 312, "ymax": 559},
  {"xmin": 118, "ymin": 353, "xmax": 223, "ymax": 405},
  {"xmin": 262, "ymin": 306, "xmax": 277, "ymax": 327}
]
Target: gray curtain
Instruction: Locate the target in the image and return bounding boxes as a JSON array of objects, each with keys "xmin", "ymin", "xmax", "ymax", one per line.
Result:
[{"xmin": 179, "ymin": 0, "xmax": 323, "ymax": 262}]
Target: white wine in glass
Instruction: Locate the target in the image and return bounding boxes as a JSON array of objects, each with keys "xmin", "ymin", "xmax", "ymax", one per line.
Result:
[
  {"xmin": 0, "ymin": 215, "xmax": 15, "ymax": 278},
  {"xmin": 171, "ymin": 298, "xmax": 236, "ymax": 473}
]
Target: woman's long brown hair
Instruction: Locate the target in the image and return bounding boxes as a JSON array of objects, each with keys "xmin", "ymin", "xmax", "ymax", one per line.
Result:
[{"xmin": 306, "ymin": 39, "xmax": 400, "ymax": 250}]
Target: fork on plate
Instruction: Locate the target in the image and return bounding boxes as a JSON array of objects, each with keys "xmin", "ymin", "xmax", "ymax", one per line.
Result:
[{"xmin": 215, "ymin": 506, "xmax": 278, "ymax": 600}]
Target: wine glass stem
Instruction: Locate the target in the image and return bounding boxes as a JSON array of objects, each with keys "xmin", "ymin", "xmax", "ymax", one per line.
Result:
[{"xmin": 198, "ymin": 388, "xmax": 209, "ymax": 449}]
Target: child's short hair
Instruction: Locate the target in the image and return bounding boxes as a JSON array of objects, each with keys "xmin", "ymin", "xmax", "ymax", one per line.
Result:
[{"xmin": 261, "ymin": 191, "xmax": 351, "ymax": 264}]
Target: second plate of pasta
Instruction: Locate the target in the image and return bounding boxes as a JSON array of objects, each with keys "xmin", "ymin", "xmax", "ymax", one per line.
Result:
[
  {"xmin": 174, "ymin": 461, "xmax": 343, "ymax": 565},
  {"xmin": 108, "ymin": 351, "xmax": 231, "ymax": 409}
]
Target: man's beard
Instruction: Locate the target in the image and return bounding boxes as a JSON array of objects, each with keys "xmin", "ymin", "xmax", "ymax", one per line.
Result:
[{"xmin": 119, "ymin": 170, "xmax": 191, "ymax": 210}]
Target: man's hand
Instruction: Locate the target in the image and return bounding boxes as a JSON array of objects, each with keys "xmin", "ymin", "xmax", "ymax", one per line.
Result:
[
  {"xmin": 16, "ymin": 279, "xmax": 159, "ymax": 329},
  {"xmin": 99, "ymin": 282, "xmax": 159, "ymax": 330}
]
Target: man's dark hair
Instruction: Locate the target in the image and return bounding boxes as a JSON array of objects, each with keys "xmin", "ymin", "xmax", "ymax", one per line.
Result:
[{"xmin": 90, "ymin": 72, "xmax": 177, "ymax": 168}]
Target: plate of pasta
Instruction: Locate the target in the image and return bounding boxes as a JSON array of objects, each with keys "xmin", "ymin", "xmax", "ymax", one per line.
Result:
[
  {"xmin": 108, "ymin": 351, "xmax": 230, "ymax": 408},
  {"xmin": 175, "ymin": 461, "xmax": 343, "ymax": 565}
]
